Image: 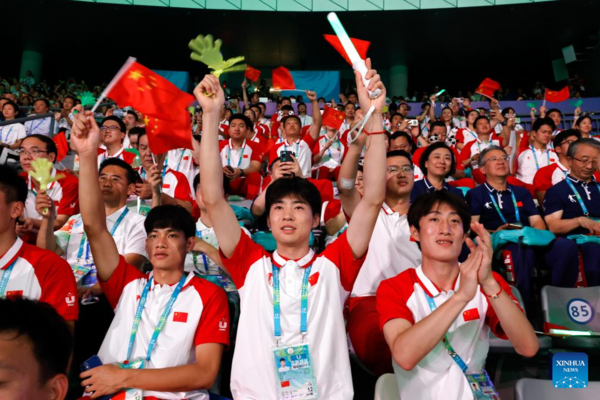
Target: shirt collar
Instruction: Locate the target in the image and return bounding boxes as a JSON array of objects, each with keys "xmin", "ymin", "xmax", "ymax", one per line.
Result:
[
  {"xmin": 271, "ymin": 248, "xmax": 316, "ymax": 269},
  {"xmin": 382, "ymin": 202, "xmax": 395, "ymax": 215},
  {"xmin": 424, "ymin": 178, "xmax": 448, "ymax": 192},
  {"xmin": 0, "ymin": 238, "xmax": 24, "ymax": 270},
  {"xmin": 556, "ymin": 160, "xmax": 569, "ymax": 172},
  {"xmin": 106, "ymin": 146, "xmax": 125, "ymax": 158},
  {"xmin": 106, "ymin": 205, "xmax": 128, "ymax": 221},
  {"xmin": 415, "ymin": 265, "xmax": 461, "ymax": 298},
  {"xmin": 567, "ymin": 174, "xmax": 598, "ymax": 185},
  {"xmin": 484, "ymin": 182, "xmax": 512, "ymax": 194},
  {"xmin": 148, "ymin": 270, "xmax": 195, "ymax": 291}
]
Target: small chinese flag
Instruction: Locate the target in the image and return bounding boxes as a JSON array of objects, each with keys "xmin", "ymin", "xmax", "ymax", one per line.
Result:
[
  {"xmin": 323, "ymin": 34, "xmax": 371, "ymax": 66},
  {"xmin": 281, "ymin": 381, "xmax": 291, "ymax": 388},
  {"xmin": 52, "ymin": 131, "xmax": 69, "ymax": 162},
  {"xmin": 475, "ymin": 78, "xmax": 501, "ymax": 99},
  {"xmin": 104, "ymin": 58, "xmax": 195, "ymax": 154},
  {"xmin": 544, "ymin": 86, "xmax": 570, "ymax": 103},
  {"xmin": 462, "ymin": 308, "xmax": 480, "ymax": 322},
  {"xmin": 308, "ymin": 272, "xmax": 320, "ymax": 286},
  {"xmin": 516, "ymin": 201, "xmax": 523, "ymax": 207},
  {"xmin": 173, "ymin": 311, "xmax": 188, "ymax": 323},
  {"xmin": 321, "ymin": 106, "xmax": 346, "ymax": 130},
  {"xmin": 245, "ymin": 65, "xmax": 261, "ymax": 82},
  {"xmin": 272, "ymin": 67, "xmax": 295, "ymax": 90}
]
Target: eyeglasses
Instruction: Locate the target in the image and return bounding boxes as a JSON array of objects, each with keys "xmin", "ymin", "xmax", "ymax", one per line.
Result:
[
  {"xmin": 18, "ymin": 148, "xmax": 48, "ymax": 156},
  {"xmin": 484, "ymin": 156, "xmax": 509, "ymax": 164},
  {"xmin": 100, "ymin": 126, "xmax": 121, "ymax": 132},
  {"xmin": 558, "ymin": 139, "xmax": 577, "ymax": 147},
  {"xmin": 571, "ymin": 156, "xmax": 598, "ymax": 167},
  {"xmin": 387, "ymin": 165, "xmax": 413, "ymax": 174}
]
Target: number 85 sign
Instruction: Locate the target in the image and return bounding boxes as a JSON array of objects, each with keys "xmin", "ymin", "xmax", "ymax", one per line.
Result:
[{"xmin": 566, "ymin": 299, "xmax": 595, "ymax": 325}]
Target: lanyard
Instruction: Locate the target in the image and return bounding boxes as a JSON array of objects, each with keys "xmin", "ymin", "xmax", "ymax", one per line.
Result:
[
  {"xmin": 565, "ymin": 178, "xmax": 600, "ymax": 216},
  {"xmin": 227, "ymin": 139, "xmax": 246, "ymax": 168},
  {"xmin": 28, "ymin": 119, "xmax": 45, "ymax": 133},
  {"xmin": 1, "ymin": 126, "xmax": 13, "ymax": 143},
  {"xmin": 530, "ymin": 145, "xmax": 550, "ymax": 170},
  {"xmin": 192, "ymin": 229, "xmax": 210, "ymax": 273},
  {"xmin": 77, "ymin": 208, "xmax": 129, "ymax": 261},
  {"xmin": 126, "ymin": 273, "xmax": 187, "ymax": 362},
  {"xmin": 487, "ymin": 189, "xmax": 520, "ymax": 225},
  {"xmin": 283, "ymin": 140, "xmax": 300, "ymax": 157},
  {"xmin": 424, "ymin": 293, "xmax": 468, "ymax": 373},
  {"xmin": 323, "ymin": 137, "xmax": 340, "ymax": 160},
  {"xmin": 0, "ymin": 261, "xmax": 17, "ymax": 298},
  {"xmin": 272, "ymin": 263, "xmax": 312, "ymax": 342}
]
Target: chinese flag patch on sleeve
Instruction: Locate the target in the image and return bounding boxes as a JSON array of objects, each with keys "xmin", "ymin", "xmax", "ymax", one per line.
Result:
[
  {"xmin": 462, "ymin": 308, "xmax": 480, "ymax": 322},
  {"xmin": 281, "ymin": 381, "xmax": 290, "ymax": 388},
  {"xmin": 173, "ymin": 311, "xmax": 188, "ymax": 323}
]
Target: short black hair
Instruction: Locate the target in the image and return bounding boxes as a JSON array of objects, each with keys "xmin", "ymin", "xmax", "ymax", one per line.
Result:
[
  {"xmin": 99, "ymin": 157, "xmax": 136, "ymax": 185},
  {"xmin": 101, "ymin": 115, "xmax": 126, "ymax": 132},
  {"xmin": 126, "ymin": 109, "xmax": 139, "ymax": 121},
  {"xmin": 429, "ymin": 120, "xmax": 447, "ymax": 133},
  {"xmin": 281, "ymin": 114, "xmax": 301, "ymax": 126},
  {"xmin": 474, "ymin": 116, "xmax": 490, "ymax": 129},
  {"xmin": 2, "ymin": 100, "xmax": 20, "ymax": 116},
  {"xmin": 532, "ymin": 117, "xmax": 556, "ymax": 132},
  {"xmin": 419, "ymin": 142, "xmax": 456, "ymax": 178},
  {"xmin": 553, "ymin": 129, "xmax": 581, "ymax": 149},
  {"xmin": 0, "ymin": 298, "xmax": 73, "ymax": 381},
  {"xmin": 64, "ymin": 95, "xmax": 77, "ymax": 104},
  {"xmin": 546, "ymin": 108, "xmax": 562, "ymax": 118},
  {"xmin": 128, "ymin": 126, "xmax": 145, "ymax": 136},
  {"xmin": 22, "ymin": 134, "xmax": 57, "ymax": 157},
  {"xmin": 386, "ymin": 149, "xmax": 413, "ymax": 166},
  {"xmin": 193, "ymin": 172, "xmax": 230, "ymax": 196},
  {"xmin": 390, "ymin": 131, "xmax": 413, "ymax": 148},
  {"xmin": 574, "ymin": 115, "xmax": 593, "ymax": 129},
  {"xmin": 228, "ymin": 113, "xmax": 253, "ymax": 129},
  {"xmin": 0, "ymin": 165, "xmax": 27, "ymax": 204},
  {"xmin": 34, "ymin": 98, "xmax": 50, "ymax": 108},
  {"xmin": 390, "ymin": 112, "xmax": 404, "ymax": 121},
  {"xmin": 281, "ymin": 104, "xmax": 294, "ymax": 112},
  {"xmin": 144, "ymin": 205, "xmax": 196, "ymax": 239},
  {"xmin": 264, "ymin": 177, "xmax": 321, "ymax": 219},
  {"xmin": 408, "ymin": 191, "xmax": 471, "ymax": 233}
]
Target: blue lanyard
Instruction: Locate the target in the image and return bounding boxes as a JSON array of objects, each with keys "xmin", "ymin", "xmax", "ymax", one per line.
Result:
[
  {"xmin": 192, "ymin": 228, "xmax": 210, "ymax": 273},
  {"xmin": 487, "ymin": 189, "xmax": 520, "ymax": 225},
  {"xmin": 424, "ymin": 293, "xmax": 468, "ymax": 373},
  {"xmin": 0, "ymin": 260, "xmax": 17, "ymax": 298},
  {"xmin": 323, "ymin": 137, "xmax": 340, "ymax": 160},
  {"xmin": 283, "ymin": 141, "xmax": 300, "ymax": 156},
  {"xmin": 530, "ymin": 145, "xmax": 550, "ymax": 170},
  {"xmin": 1, "ymin": 126, "xmax": 13, "ymax": 143},
  {"xmin": 272, "ymin": 263, "xmax": 312, "ymax": 341},
  {"xmin": 77, "ymin": 208, "xmax": 129, "ymax": 261},
  {"xmin": 565, "ymin": 177, "xmax": 600, "ymax": 217},
  {"xmin": 226, "ymin": 139, "xmax": 246, "ymax": 168},
  {"xmin": 28, "ymin": 119, "xmax": 45, "ymax": 133},
  {"xmin": 126, "ymin": 273, "xmax": 187, "ymax": 362}
]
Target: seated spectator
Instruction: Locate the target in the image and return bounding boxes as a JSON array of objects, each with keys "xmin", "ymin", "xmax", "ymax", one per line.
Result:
[
  {"xmin": 466, "ymin": 146, "xmax": 573, "ymax": 306},
  {"xmin": 71, "ymin": 111, "xmax": 230, "ymax": 399},
  {"xmin": 377, "ymin": 191, "xmax": 538, "ymax": 400},
  {"xmin": 24, "ymin": 99, "xmax": 53, "ymax": 136},
  {"xmin": 165, "ymin": 145, "xmax": 197, "ymax": 196},
  {"xmin": 413, "ymin": 121, "xmax": 465, "ymax": 181},
  {"xmin": 0, "ymin": 165, "xmax": 78, "ymax": 325},
  {"xmin": 97, "ymin": 116, "xmax": 137, "ymax": 166},
  {"xmin": 18, "ymin": 135, "xmax": 79, "ymax": 235},
  {"xmin": 453, "ymin": 109, "xmax": 480, "ymax": 151},
  {"xmin": 411, "ymin": 142, "xmax": 465, "ymax": 203},
  {"xmin": 0, "ymin": 101, "xmax": 26, "ymax": 150},
  {"xmin": 53, "ymin": 96, "xmax": 76, "ymax": 135},
  {"xmin": 243, "ymin": 107, "xmax": 268, "ymax": 156},
  {"xmin": 514, "ymin": 118, "xmax": 558, "ymax": 185},
  {"xmin": 312, "ymin": 123, "xmax": 347, "ymax": 181},
  {"xmin": 574, "ymin": 115, "xmax": 597, "ymax": 140},
  {"xmin": 544, "ymin": 138, "xmax": 600, "ymax": 287},
  {"xmin": 533, "ymin": 129, "xmax": 581, "ymax": 204},
  {"xmin": 538, "ymin": 106, "xmax": 563, "ymax": 135},
  {"xmin": 219, "ymin": 114, "xmax": 263, "ymax": 199},
  {"xmin": 389, "ymin": 131, "xmax": 414, "ymax": 153},
  {"xmin": 127, "ymin": 126, "xmax": 144, "ymax": 150},
  {"xmin": 297, "ymin": 102, "xmax": 313, "ymax": 127},
  {"xmin": 0, "ymin": 298, "xmax": 73, "ymax": 400}
]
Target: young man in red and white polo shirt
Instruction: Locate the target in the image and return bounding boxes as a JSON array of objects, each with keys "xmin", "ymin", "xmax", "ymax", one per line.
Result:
[
  {"xmin": 269, "ymin": 91, "xmax": 322, "ymax": 178},
  {"xmin": 514, "ymin": 117, "xmax": 558, "ymax": 186},
  {"xmin": 532, "ymin": 129, "xmax": 581, "ymax": 204},
  {"xmin": 338, "ymin": 130, "xmax": 421, "ymax": 375},
  {"xmin": 97, "ymin": 116, "xmax": 137, "ymax": 167},
  {"xmin": 18, "ymin": 134, "xmax": 79, "ymax": 235},
  {"xmin": 197, "ymin": 62, "xmax": 386, "ymax": 399},
  {"xmin": 71, "ymin": 111, "xmax": 229, "ymax": 399},
  {"xmin": 134, "ymin": 131, "xmax": 194, "ymax": 215},
  {"xmin": 219, "ymin": 114, "xmax": 263, "ymax": 199},
  {"xmin": 377, "ymin": 191, "xmax": 539, "ymax": 400},
  {"xmin": 0, "ymin": 165, "xmax": 78, "ymax": 327}
]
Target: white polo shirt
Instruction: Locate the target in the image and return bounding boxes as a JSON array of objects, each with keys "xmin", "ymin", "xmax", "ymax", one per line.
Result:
[
  {"xmin": 351, "ymin": 203, "xmax": 421, "ymax": 298},
  {"xmin": 269, "ymin": 135, "xmax": 316, "ymax": 178},
  {"xmin": 24, "ymin": 116, "xmax": 53, "ymax": 136},
  {"xmin": 218, "ymin": 139, "xmax": 262, "ymax": 170},
  {"xmin": 0, "ymin": 237, "xmax": 78, "ymax": 321},
  {"xmin": 166, "ymin": 148, "xmax": 198, "ymax": 196},
  {"xmin": 54, "ymin": 206, "xmax": 147, "ymax": 267},
  {"xmin": 515, "ymin": 146, "xmax": 558, "ymax": 185},
  {"xmin": 377, "ymin": 266, "xmax": 517, "ymax": 400},
  {"xmin": 97, "ymin": 146, "xmax": 137, "ymax": 167},
  {"xmin": 22, "ymin": 169, "xmax": 79, "ymax": 220},
  {"xmin": 0, "ymin": 123, "xmax": 26, "ymax": 145},
  {"xmin": 98, "ymin": 257, "xmax": 230, "ymax": 400},
  {"xmin": 221, "ymin": 232, "xmax": 365, "ymax": 399}
]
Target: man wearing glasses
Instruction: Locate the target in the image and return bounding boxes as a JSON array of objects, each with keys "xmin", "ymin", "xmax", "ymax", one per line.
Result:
[
  {"xmin": 97, "ymin": 116, "xmax": 137, "ymax": 167},
  {"xmin": 18, "ymin": 134, "xmax": 79, "ymax": 236},
  {"xmin": 338, "ymin": 147, "xmax": 421, "ymax": 375},
  {"xmin": 533, "ymin": 129, "xmax": 582, "ymax": 204},
  {"xmin": 544, "ymin": 138, "xmax": 600, "ymax": 287},
  {"xmin": 465, "ymin": 146, "xmax": 569, "ymax": 307}
]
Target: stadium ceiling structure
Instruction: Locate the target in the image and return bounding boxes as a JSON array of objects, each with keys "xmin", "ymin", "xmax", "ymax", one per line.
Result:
[{"xmin": 72, "ymin": 0, "xmax": 556, "ymax": 12}]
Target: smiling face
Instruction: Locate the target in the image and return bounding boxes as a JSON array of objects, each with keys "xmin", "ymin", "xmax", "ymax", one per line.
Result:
[
  {"xmin": 101, "ymin": 120, "xmax": 125, "ymax": 147},
  {"xmin": 425, "ymin": 148, "xmax": 452, "ymax": 178},
  {"xmin": 480, "ymin": 148, "xmax": 509, "ymax": 178},
  {"xmin": 410, "ymin": 202, "xmax": 467, "ymax": 263},
  {"xmin": 229, "ymin": 118, "xmax": 250, "ymax": 141},
  {"xmin": 146, "ymin": 228, "xmax": 195, "ymax": 271},
  {"xmin": 267, "ymin": 195, "xmax": 319, "ymax": 248},
  {"xmin": 577, "ymin": 117, "xmax": 592, "ymax": 135}
]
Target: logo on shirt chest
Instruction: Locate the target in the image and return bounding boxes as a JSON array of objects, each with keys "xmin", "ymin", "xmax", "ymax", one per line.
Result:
[
  {"xmin": 568, "ymin": 194, "xmax": 577, "ymax": 203},
  {"xmin": 484, "ymin": 202, "xmax": 492, "ymax": 210},
  {"xmin": 5, "ymin": 290, "xmax": 23, "ymax": 299},
  {"xmin": 163, "ymin": 184, "xmax": 171, "ymax": 189},
  {"xmin": 308, "ymin": 272, "xmax": 320, "ymax": 286},
  {"xmin": 462, "ymin": 308, "xmax": 480, "ymax": 322},
  {"xmin": 173, "ymin": 311, "xmax": 188, "ymax": 323}
]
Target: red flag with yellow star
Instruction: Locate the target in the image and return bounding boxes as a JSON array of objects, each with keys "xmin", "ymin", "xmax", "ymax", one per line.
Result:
[
  {"xmin": 105, "ymin": 58, "xmax": 195, "ymax": 154},
  {"xmin": 321, "ymin": 106, "xmax": 346, "ymax": 130},
  {"xmin": 544, "ymin": 86, "xmax": 570, "ymax": 103}
]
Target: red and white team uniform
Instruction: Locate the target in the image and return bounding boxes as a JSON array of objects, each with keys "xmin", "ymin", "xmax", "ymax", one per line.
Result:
[
  {"xmin": 269, "ymin": 135, "xmax": 316, "ymax": 178},
  {"xmin": 166, "ymin": 148, "xmax": 198, "ymax": 196},
  {"xmin": 515, "ymin": 146, "xmax": 558, "ymax": 185},
  {"xmin": 97, "ymin": 146, "xmax": 137, "ymax": 167},
  {"xmin": 218, "ymin": 139, "xmax": 262, "ymax": 170},
  {"xmin": 21, "ymin": 169, "xmax": 79, "ymax": 220},
  {"xmin": 0, "ymin": 237, "xmax": 78, "ymax": 321},
  {"xmin": 97, "ymin": 256, "xmax": 230, "ymax": 400}
]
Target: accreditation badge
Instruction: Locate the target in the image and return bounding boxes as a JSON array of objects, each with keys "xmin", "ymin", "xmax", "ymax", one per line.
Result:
[
  {"xmin": 466, "ymin": 370, "xmax": 501, "ymax": 399},
  {"xmin": 71, "ymin": 264, "xmax": 92, "ymax": 284},
  {"xmin": 114, "ymin": 358, "xmax": 145, "ymax": 399},
  {"xmin": 272, "ymin": 344, "xmax": 318, "ymax": 399}
]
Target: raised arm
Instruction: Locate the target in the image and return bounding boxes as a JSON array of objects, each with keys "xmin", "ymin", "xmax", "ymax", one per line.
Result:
[
  {"xmin": 71, "ymin": 111, "xmax": 121, "ymax": 282},
  {"xmin": 345, "ymin": 59, "xmax": 387, "ymax": 259},
  {"xmin": 241, "ymin": 80, "xmax": 249, "ymax": 112},
  {"xmin": 34, "ymin": 191, "xmax": 61, "ymax": 255},
  {"xmin": 306, "ymin": 91, "xmax": 322, "ymax": 143},
  {"xmin": 336, "ymin": 130, "xmax": 367, "ymax": 218},
  {"xmin": 195, "ymin": 75, "xmax": 241, "ymax": 258}
]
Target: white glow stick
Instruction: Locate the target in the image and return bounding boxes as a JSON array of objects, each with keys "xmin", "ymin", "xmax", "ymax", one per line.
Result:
[
  {"xmin": 91, "ymin": 57, "xmax": 137, "ymax": 113},
  {"xmin": 434, "ymin": 89, "xmax": 445, "ymax": 97},
  {"xmin": 327, "ymin": 13, "xmax": 381, "ymax": 99}
]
